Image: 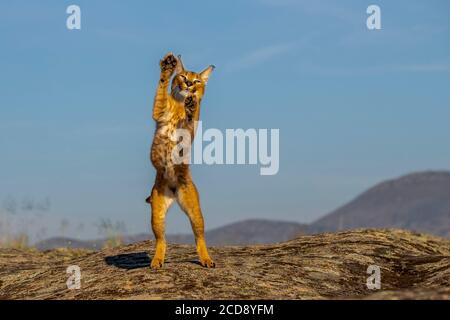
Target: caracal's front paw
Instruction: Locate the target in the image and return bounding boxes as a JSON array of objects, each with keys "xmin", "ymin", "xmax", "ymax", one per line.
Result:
[
  {"xmin": 160, "ymin": 52, "xmax": 178, "ymax": 78},
  {"xmin": 150, "ymin": 256, "xmax": 164, "ymax": 270},
  {"xmin": 199, "ymin": 256, "xmax": 216, "ymax": 268},
  {"xmin": 184, "ymin": 95, "xmax": 197, "ymax": 110}
]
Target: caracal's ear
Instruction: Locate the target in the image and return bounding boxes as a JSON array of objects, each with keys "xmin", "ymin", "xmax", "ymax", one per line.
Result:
[
  {"xmin": 176, "ymin": 55, "xmax": 186, "ymax": 74},
  {"xmin": 200, "ymin": 65, "xmax": 215, "ymax": 84}
]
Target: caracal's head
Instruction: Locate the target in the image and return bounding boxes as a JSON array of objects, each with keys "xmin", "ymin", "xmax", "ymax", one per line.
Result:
[{"xmin": 171, "ymin": 55, "xmax": 215, "ymax": 102}]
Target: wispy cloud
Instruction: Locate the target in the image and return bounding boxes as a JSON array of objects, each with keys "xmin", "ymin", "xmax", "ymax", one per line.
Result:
[
  {"xmin": 257, "ymin": 0, "xmax": 360, "ymax": 25},
  {"xmin": 94, "ymin": 27, "xmax": 149, "ymax": 46},
  {"xmin": 225, "ymin": 42, "xmax": 295, "ymax": 72},
  {"xmin": 398, "ymin": 63, "xmax": 450, "ymax": 73},
  {"xmin": 297, "ymin": 61, "xmax": 450, "ymax": 77},
  {"xmin": 339, "ymin": 25, "xmax": 449, "ymax": 48}
]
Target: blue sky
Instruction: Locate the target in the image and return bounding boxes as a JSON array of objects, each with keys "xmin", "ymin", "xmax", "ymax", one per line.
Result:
[{"xmin": 1, "ymin": 0, "xmax": 449, "ymax": 240}]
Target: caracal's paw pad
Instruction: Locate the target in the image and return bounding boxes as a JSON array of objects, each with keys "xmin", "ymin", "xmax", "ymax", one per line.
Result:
[
  {"xmin": 184, "ymin": 95, "xmax": 197, "ymax": 111},
  {"xmin": 150, "ymin": 257, "xmax": 164, "ymax": 270},
  {"xmin": 200, "ymin": 258, "xmax": 216, "ymax": 268},
  {"xmin": 160, "ymin": 53, "xmax": 178, "ymax": 74}
]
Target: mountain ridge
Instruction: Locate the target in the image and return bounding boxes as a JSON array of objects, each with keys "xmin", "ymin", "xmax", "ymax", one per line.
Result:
[
  {"xmin": 35, "ymin": 219, "xmax": 309, "ymax": 250},
  {"xmin": 33, "ymin": 171, "xmax": 450, "ymax": 250},
  {"xmin": 310, "ymin": 171, "xmax": 450, "ymax": 237}
]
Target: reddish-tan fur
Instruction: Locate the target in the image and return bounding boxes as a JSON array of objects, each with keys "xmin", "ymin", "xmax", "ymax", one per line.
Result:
[{"xmin": 147, "ymin": 53, "xmax": 215, "ymax": 269}]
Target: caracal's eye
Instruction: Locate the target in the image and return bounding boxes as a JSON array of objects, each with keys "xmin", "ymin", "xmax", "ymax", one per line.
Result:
[
  {"xmin": 194, "ymin": 79, "xmax": 202, "ymax": 84},
  {"xmin": 180, "ymin": 75, "xmax": 187, "ymax": 81}
]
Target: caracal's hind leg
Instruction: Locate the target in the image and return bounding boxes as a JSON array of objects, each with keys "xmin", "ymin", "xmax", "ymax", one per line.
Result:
[
  {"xmin": 149, "ymin": 182, "xmax": 174, "ymax": 269},
  {"xmin": 177, "ymin": 182, "xmax": 215, "ymax": 268}
]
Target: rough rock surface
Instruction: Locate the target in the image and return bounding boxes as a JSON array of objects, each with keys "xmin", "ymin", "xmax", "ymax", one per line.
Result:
[{"xmin": 1, "ymin": 229, "xmax": 449, "ymax": 300}]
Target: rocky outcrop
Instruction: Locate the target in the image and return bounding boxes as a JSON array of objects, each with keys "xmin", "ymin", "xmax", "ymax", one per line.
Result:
[{"xmin": 1, "ymin": 229, "xmax": 449, "ymax": 300}]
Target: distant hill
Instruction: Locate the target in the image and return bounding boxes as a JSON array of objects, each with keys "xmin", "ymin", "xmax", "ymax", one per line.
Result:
[
  {"xmin": 311, "ymin": 171, "xmax": 450, "ymax": 237},
  {"xmin": 34, "ymin": 237, "xmax": 105, "ymax": 251},
  {"xmin": 34, "ymin": 171, "xmax": 450, "ymax": 251},
  {"xmin": 168, "ymin": 219, "xmax": 309, "ymax": 245},
  {"xmin": 35, "ymin": 219, "xmax": 309, "ymax": 250}
]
